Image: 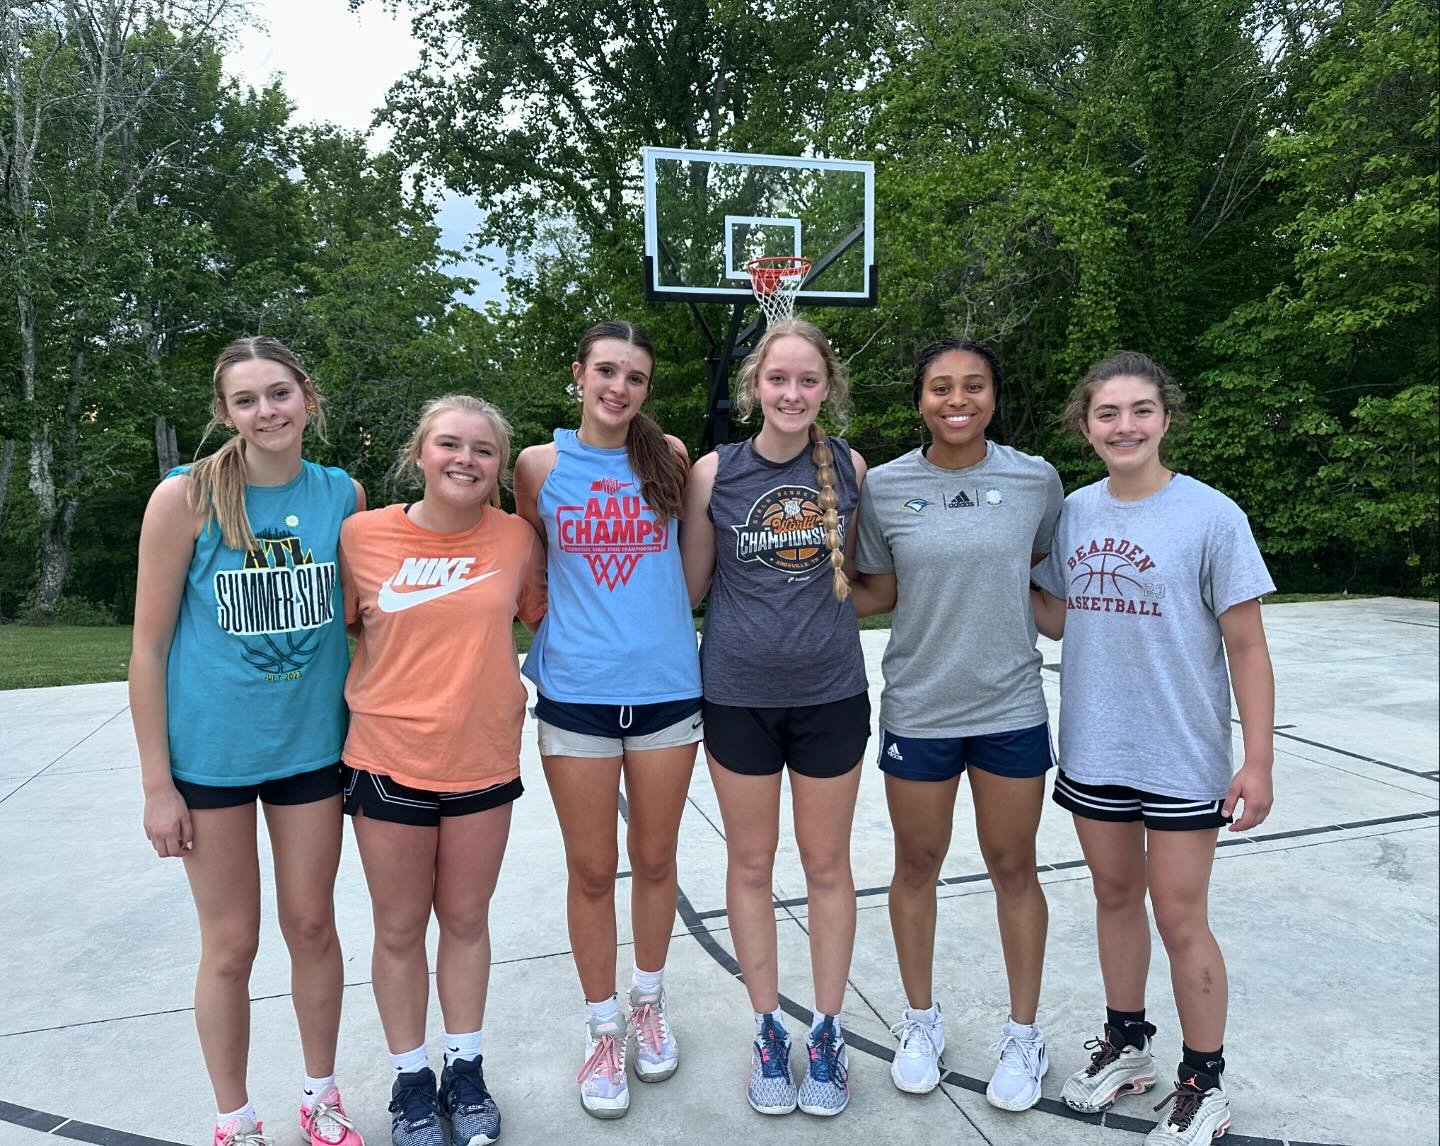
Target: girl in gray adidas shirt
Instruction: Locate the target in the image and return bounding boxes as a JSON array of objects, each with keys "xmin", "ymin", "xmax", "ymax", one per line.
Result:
[{"xmin": 1032, "ymin": 351, "xmax": 1276, "ymax": 1146}]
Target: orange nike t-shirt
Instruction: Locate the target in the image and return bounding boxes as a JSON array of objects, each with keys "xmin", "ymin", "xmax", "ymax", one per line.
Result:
[{"xmin": 340, "ymin": 502, "xmax": 547, "ymax": 792}]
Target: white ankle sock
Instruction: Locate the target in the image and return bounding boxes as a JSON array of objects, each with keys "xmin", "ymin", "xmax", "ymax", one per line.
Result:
[
  {"xmin": 217, "ymin": 1101, "xmax": 257, "ymax": 1126},
  {"xmin": 1005, "ymin": 1017, "xmax": 1037, "ymax": 1036},
  {"xmin": 390, "ymin": 1045, "xmax": 429, "ymax": 1076},
  {"xmin": 301, "ymin": 1074, "xmax": 335, "ymax": 1111},
  {"xmin": 753, "ymin": 1008, "xmax": 787, "ymax": 1037},
  {"xmin": 906, "ymin": 1002, "xmax": 941, "ymax": 1024},
  {"xmin": 810, "ymin": 1011, "xmax": 843, "ymax": 1037},
  {"xmin": 586, "ymin": 994, "xmax": 621, "ymax": 1023},
  {"xmin": 632, "ymin": 964, "xmax": 664, "ymax": 994},
  {"xmin": 444, "ymin": 1029, "xmax": 483, "ymax": 1064}
]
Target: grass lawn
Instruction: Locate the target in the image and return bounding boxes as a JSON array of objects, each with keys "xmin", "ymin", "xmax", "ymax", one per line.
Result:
[{"xmin": 0, "ymin": 594, "xmax": 1396, "ymax": 691}]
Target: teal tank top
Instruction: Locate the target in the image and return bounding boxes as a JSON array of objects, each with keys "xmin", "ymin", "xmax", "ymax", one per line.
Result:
[{"xmin": 165, "ymin": 460, "xmax": 357, "ymax": 785}]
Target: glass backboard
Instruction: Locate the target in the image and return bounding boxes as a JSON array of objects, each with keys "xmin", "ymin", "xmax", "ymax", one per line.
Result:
[{"xmin": 642, "ymin": 147, "xmax": 876, "ymax": 307}]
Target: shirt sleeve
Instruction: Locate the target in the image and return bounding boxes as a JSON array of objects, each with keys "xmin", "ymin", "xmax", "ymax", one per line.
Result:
[
  {"xmin": 517, "ymin": 529, "xmax": 548, "ymax": 628},
  {"xmin": 1033, "ymin": 466, "xmax": 1064, "ymax": 558},
  {"xmin": 1201, "ymin": 513, "xmax": 1276, "ymax": 617},
  {"xmin": 854, "ymin": 478, "xmax": 895, "ymax": 575}
]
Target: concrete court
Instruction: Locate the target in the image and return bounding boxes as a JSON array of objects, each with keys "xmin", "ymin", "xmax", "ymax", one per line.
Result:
[{"xmin": 1, "ymin": 597, "xmax": 1436, "ymax": 1146}]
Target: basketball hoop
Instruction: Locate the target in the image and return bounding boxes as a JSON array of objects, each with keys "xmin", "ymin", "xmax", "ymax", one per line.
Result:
[{"xmin": 745, "ymin": 255, "xmax": 812, "ymax": 326}]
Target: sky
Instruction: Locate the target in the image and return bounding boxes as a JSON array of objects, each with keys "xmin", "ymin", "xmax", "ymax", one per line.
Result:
[{"xmin": 226, "ymin": 0, "xmax": 503, "ymax": 305}]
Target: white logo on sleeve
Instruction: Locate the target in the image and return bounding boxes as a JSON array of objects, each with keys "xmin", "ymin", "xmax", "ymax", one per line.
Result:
[{"xmin": 376, "ymin": 556, "xmax": 500, "ymax": 613}]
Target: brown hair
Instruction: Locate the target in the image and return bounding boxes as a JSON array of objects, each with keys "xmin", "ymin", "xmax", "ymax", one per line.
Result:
[
  {"xmin": 575, "ymin": 320, "xmax": 687, "ymax": 520},
  {"xmin": 736, "ymin": 319, "xmax": 852, "ymax": 601},
  {"xmin": 393, "ymin": 394, "xmax": 513, "ymax": 508},
  {"xmin": 188, "ymin": 336, "xmax": 325, "ymax": 552},
  {"xmin": 1062, "ymin": 350, "xmax": 1186, "ymax": 433}
]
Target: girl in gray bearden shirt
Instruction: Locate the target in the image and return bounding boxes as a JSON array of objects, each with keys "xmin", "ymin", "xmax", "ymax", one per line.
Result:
[{"xmin": 1031, "ymin": 351, "xmax": 1276, "ymax": 1146}]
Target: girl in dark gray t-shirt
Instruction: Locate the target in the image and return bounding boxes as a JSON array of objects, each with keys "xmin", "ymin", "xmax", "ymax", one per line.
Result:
[
  {"xmin": 680, "ymin": 318, "xmax": 869, "ymax": 1118},
  {"xmin": 1032, "ymin": 351, "xmax": 1276, "ymax": 1146}
]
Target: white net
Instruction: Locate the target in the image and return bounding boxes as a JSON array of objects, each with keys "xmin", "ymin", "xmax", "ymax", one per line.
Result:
[{"xmin": 746, "ymin": 257, "xmax": 811, "ymax": 326}]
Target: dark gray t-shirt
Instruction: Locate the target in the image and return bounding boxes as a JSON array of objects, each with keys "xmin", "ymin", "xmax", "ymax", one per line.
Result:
[
  {"xmin": 856, "ymin": 442, "xmax": 1064, "ymax": 737},
  {"xmin": 700, "ymin": 437, "xmax": 867, "ymax": 707},
  {"xmin": 1033, "ymin": 475, "xmax": 1276, "ymax": 800}
]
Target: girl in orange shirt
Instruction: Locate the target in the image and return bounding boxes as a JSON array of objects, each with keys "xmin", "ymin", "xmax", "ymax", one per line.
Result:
[{"xmin": 339, "ymin": 395, "xmax": 545, "ymax": 1146}]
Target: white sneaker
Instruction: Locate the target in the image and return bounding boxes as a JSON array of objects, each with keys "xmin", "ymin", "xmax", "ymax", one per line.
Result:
[
  {"xmin": 1062, "ymin": 1024, "xmax": 1157, "ymax": 1112},
  {"xmin": 889, "ymin": 1004, "xmax": 945, "ymax": 1094},
  {"xmin": 1146, "ymin": 1069, "xmax": 1231, "ymax": 1144},
  {"xmin": 577, "ymin": 1012, "xmax": 629, "ymax": 1119},
  {"xmin": 628, "ymin": 984, "xmax": 679, "ymax": 1082},
  {"xmin": 986, "ymin": 1020, "xmax": 1048, "ymax": 1111}
]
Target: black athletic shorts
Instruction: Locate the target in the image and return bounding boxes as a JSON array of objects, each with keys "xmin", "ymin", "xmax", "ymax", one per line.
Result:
[
  {"xmin": 342, "ymin": 765, "xmax": 523, "ymax": 827},
  {"xmin": 703, "ymin": 692, "xmax": 871, "ymax": 779},
  {"xmin": 174, "ymin": 764, "xmax": 342, "ymax": 810},
  {"xmin": 1052, "ymin": 769, "xmax": 1230, "ymax": 831}
]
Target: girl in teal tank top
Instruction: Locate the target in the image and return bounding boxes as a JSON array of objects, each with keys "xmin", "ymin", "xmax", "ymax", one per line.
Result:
[
  {"xmin": 513, "ymin": 320, "xmax": 699, "ymax": 1119},
  {"xmin": 128, "ymin": 338, "xmax": 366, "ymax": 1144}
]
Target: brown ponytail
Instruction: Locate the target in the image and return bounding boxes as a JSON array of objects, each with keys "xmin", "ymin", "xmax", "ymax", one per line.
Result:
[
  {"xmin": 187, "ymin": 336, "xmax": 323, "ymax": 552},
  {"xmin": 809, "ymin": 424, "xmax": 851, "ymax": 601}
]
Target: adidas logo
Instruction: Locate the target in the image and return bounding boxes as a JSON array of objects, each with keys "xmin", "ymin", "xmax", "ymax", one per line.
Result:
[
  {"xmin": 946, "ymin": 490, "xmax": 975, "ymax": 508},
  {"xmin": 886, "ymin": 741, "xmax": 905, "ymax": 762}
]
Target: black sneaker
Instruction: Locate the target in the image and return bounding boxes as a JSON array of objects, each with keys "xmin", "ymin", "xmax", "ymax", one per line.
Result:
[
  {"xmin": 441, "ymin": 1055, "xmax": 502, "ymax": 1145},
  {"xmin": 1146, "ymin": 1066, "xmax": 1231, "ymax": 1144},
  {"xmin": 389, "ymin": 1067, "xmax": 444, "ymax": 1146}
]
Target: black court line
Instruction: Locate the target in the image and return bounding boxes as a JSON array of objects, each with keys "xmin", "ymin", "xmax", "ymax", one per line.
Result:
[
  {"xmin": 1269, "ymin": 726, "xmax": 1439, "ymax": 782},
  {"xmin": 687, "ymin": 808, "xmax": 1440, "ymax": 922},
  {"xmin": 1382, "ymin": 617, "xmax": 1440, "ymax": 629}
]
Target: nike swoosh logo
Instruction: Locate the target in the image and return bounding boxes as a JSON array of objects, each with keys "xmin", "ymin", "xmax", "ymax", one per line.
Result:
[
  {"xmin": 690, "ymin": 716, "xmax": 703, "ymax": 730},
  {"xmin": 376, "ymin": 570, "xmax": 500, "ymax": 613}
]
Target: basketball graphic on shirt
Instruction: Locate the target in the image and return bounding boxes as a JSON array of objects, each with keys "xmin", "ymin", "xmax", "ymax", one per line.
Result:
[
  {"xmin": 1069, "ymin": 551, "xmax": 1147, "ymax": 597},
  {"xmin": 554, "ymin": 479, "xmax": 667, "ymax": 591},
  {"xmin": 733, "ymin": 485, "xmax": 843, "ymax": 574}
]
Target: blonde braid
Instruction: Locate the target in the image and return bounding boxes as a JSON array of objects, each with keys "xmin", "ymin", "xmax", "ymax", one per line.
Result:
[{"xmin": 810, "ymin": 424, "xmax": 850, "ymax": 601}]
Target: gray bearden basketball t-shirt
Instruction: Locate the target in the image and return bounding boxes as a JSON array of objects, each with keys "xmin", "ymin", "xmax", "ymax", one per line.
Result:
[
  {"xmin": 1033, "ymin": 475, "xmax": 1276, "ymax": 801},
  {"xmin": 856, "ymin": 442, "xmax": 1063, "ymax": 738}
]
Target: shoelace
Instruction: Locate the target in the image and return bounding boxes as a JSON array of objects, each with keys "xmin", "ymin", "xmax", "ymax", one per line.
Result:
[
  {"xmin": 990, "ymin": 1031, "xmax": 1045, "ymax": 1077},
  {"xmin": 808, "ymin": 1028, "xmax": 848, "ymax": 1088},
  {"xmin": 1081, "ymin": 1034, "xmax": 1122, "ymax": 1077},
  {"xmin": 889, "ymin": 1016, "xmax": 938, "ymax": 1057},
  {"xmin": 305, "ymin": 1096, "xmax": 356, "ymax": 1143},
  {"xmin": 631, "ymin": 1000, "xmax": 668, "ymax": 1054},
  {"xmin": 389, "ymin": 1077, "xmax": 437, "ymax": 1122},
  {"xmin": 577, "ymin": 1032, "xmax": 624, "ymax": 1085},
  {"xmin": 219, "ymin": 1126, "xmax": 272, "ymax": 1146},
  {"xmin": 1153, "ymin": 1082, "xmax": 1204, "ymax": 1130},
  {"xmin": 447, "ymin": 1062, "xmax": 493, "ymax": 1112},
  {"xmin": 756, "ymin": 1020, "xmax": 791, "ymax": 1079}
]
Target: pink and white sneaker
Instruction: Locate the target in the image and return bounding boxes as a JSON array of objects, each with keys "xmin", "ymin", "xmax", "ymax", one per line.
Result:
[
  {"xmin": 214, "ymin": 1116, "xmax": 271, "ymax": 1146},
  {"xmin": 300, "ymin": 1086, "xmax": 365, "ymax": 1146}
]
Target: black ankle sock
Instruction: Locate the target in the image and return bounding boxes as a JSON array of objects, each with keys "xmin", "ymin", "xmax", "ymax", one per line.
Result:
[
  {"xmin": 1106, "ymin": 1007, "xmax": 1151, "ymax": 1049},
  {"xmin": 1181, "ymin": 1043, "xmax": 1225, "ymax": 1078}
]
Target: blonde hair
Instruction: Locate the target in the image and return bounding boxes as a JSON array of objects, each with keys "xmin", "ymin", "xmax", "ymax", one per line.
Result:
[
  {"xmin": 188, "ymin": 337, "xmax": 325, "ymax": 552},
  {"xmin": 736, "ymin": 319, "xmax": 852, "ymax": 601},
  {"xmin": 393, "ymin": 394, "xmax": 513, "ymax": 508}
]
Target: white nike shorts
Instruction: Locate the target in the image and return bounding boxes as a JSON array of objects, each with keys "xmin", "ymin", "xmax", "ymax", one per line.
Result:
[{"xmin": 535, "ymin": 710, "xmax": 704, "ymax": 758}]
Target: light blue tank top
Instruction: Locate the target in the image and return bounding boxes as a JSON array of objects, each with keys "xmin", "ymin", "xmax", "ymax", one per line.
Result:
[
  {"xmin": 522, "ymin": 429, "xmax": 701, "ymax": 703},
  {"xmin": 166, "ymin": 460, "xmax": 356, "ymax": 785}
]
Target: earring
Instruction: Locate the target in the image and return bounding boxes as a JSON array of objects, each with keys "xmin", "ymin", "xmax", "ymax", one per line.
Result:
[{"xmin": 567, "ymin": 382, "xmax": 583, "ymax": 400}]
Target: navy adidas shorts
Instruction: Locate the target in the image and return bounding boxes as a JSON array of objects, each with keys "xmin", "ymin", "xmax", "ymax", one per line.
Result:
[
  {"xmin": 877, "ymin": 721, "xmax": 1055, "ymax": 782},
  {"xmin": 1053, "ymin": 769, "xmax": 1229, "ymax": 831}
]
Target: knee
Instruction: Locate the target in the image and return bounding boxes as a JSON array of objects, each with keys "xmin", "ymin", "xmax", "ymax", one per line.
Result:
[
  {"xmin": 893, "ymin": 841, "xmax": 946, "ymax": 892},
  {"xmin": 436, "ymin": 907, "xmax": 491, "ymax": 947},
  {"xmin": 1151, "ymin": 897, "xmax": 1209, "ymax": 949},
  {"xmin": 279, "ymin": 908, "xmax": 337, "ymax": 957},
  {"xmin": 201, "ymin": 927, "xmax": 260, "ymax": 983},
  {"xmin": 1091, "ymin": 873, "xmax": 1147, "ymax": 914},
  {"xmin": 729, "ymin": 848, "xmax": 776, "ymax": 894},
  {"xmin": 800, "ymin": 848, "xmax": 852, "ymax": 895},
  {"xmin": 569, "ymin": 854, "xmax": 620, "ymax": 902},
  {"xmin": 985, "ymin": 850, "xmax": 1041, "ymax": 899},
  {"xmin": 626, "ymin": 840, "xmax": 677, "ymax": 887},
  {"xmin": 373, "ymin": 914, "xmax": 429, "ymax": 961}
]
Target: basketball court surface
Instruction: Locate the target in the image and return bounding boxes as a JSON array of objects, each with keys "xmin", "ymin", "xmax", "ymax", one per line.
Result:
[{"xmin": 1, "ymin": 597, "xmax": 1436, "ymax": 1145}]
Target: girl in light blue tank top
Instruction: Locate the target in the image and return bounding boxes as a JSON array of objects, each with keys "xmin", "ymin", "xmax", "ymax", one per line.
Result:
[
  {"xmin": 128, "ymin": 338, "xmax": 364, "ymax": 1140},
  {"xmin": 514, "ymin": 321, "xmax": 700, "ymax": 1118}
]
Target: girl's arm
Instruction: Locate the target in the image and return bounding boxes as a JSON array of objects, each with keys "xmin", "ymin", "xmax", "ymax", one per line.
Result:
[
  {"xmin": 513, "ymin": 443, "xmax": 556, "ymax": 549},
  {"xmin": 128, "ymin": 476, "xmax": 202, "ymax": 858},
  {"xmin": 1218, "ymin": 598, "xmax": 1275, "ymax": 831},
  {"xmin": 679, "ymin": 451, "xmax": 717, "ymax": 608},
  {"xmin": 1030, "ymin": 582, "xmax": 1066, "ymax": 640},
  {"xmin": 848, "ymin": 453, "xmax": 897, "ymax": 617}
]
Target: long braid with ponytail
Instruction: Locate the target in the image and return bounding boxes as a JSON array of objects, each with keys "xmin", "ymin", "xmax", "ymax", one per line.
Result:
[{"xmin": 809, "ymin": 423, "xmax": 851, "ymax": 601}]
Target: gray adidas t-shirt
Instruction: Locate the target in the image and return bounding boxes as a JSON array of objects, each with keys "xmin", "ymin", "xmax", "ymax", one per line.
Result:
[
  {"xmin": 1033, "ymin": 474, "xmax": 1276, "ymax": 801},
  {"xmin": 856, "ymin": 442, "xmax": 1064, "ymax": 737}
]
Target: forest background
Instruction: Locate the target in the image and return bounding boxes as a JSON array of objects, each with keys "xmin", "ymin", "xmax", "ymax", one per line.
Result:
[{"xmin": 1, "ymin": 0, "xmax": 1435, "ymax": 625}]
